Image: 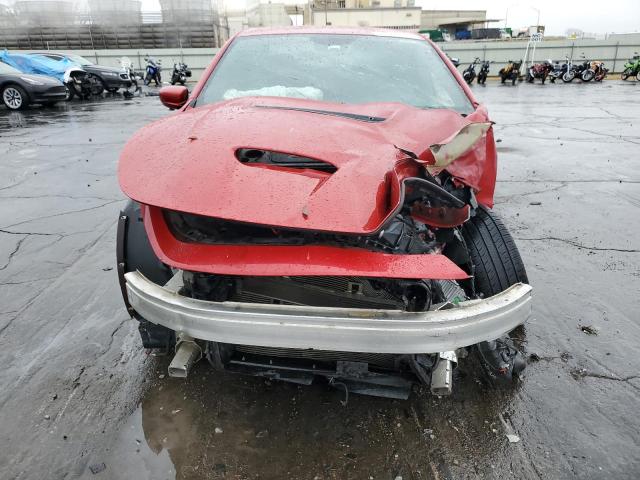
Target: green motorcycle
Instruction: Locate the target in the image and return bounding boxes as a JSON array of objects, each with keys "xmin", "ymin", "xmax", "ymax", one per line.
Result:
[{"xmin": 621, "ymin": 53, "xmax": 640, "ymax": 80}]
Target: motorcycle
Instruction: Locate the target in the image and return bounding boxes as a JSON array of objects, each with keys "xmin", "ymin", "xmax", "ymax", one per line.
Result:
[
  {"xmin": 588, "ymin": 61, "xmax": 608, "ymax": 82},
  {"xmin": 499, "ymin": 60, "xmax": 522, "ymax": 85},
  {"xmin": 621, "ymin": 53, "xmax": 640, "ymax": 81},
  {"xmin": 562, "ymin": 55, "xmax": 593, "ymax": 82},
  {"xmin": 527, "ymin": 60, "xmax": 553, "ymax": 84},
  {"xmin": 549, "ymin": 57, "xmax": 570, "ymax": 83},
  {"xmin": 144, "ymin": 56, "xmax": 162, "ymax": 86},
  {"xmin": 476, "ymin": 60, "xmax": 491, "ymax": 85},
  {"xmin": 118, "ymin": 57, "xmax": 143, "ymax": 97},
  {"xmin": 462, "ymin": 57, "xmax": 480, "ymax": 85},
  {"xmin": 445, "ymin": 53, "xmax": 460, "ymax": 67},
  {"xmin": 170, "ymin": 62, "xmax": 192, "ymax": 86}
]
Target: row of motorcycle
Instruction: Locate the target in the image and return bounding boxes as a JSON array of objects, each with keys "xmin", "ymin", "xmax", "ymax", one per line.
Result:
[
  {"xmin": 460, "ymin": 53, "xmax": 640, "ymax": 85},
  {"xmin": 137, "ymin": 57, "xmax": 192, "ymax": 87}
]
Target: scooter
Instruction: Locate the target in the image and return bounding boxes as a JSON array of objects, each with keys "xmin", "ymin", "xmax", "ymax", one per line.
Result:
[
  {"xmin": 621, "ymin": 53, "xmax": 640, "ymax": 81},
  {"xmin": 170, "ymin": 62, "xmax": 192, "ymax": 86},
  {"xmin": 527, "ymin": 60, "xmax": 553, "ymax": 84},
  {"xmin": 476, "ymin": 60, "xmax": 491, "ymax": 85},
  {"xmin": 499, "ymin": 60, "xmax": 522, "ymax": 85},
  {"xmin": 462, "ymin": 58, "xmax": 480, "ymax": 85},
  {"xmin": 144, "ymin": 56, "xmax": 162, "ymax": 86}
]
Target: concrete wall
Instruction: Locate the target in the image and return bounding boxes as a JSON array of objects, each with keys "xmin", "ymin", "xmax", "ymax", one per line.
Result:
[{"xmin": 439, "ymin": 38, "xmax": 640, "ymax": 73}]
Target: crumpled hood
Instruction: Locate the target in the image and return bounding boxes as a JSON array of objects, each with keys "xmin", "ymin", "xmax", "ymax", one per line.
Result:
[{"xmin": 119, "ymin": 97, "xmax": 491, "ymax": 234}]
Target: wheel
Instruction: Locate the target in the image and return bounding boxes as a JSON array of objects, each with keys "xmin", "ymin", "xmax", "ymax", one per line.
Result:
[
  {"xmin": 2, "ymin": 85, "xmax": 29, "ymax": 110},
  {"xmin": 64, "ymin": 85, "xmax": 74, "ymax": 101},
  {"xmin": 621, "ymin": 68, "xmax": 631, "ymax": 80},
  {"xmin": 636, "ymin": 71, "xmax": 640, "ymax": 81},
  {"xmin": 461, "ymin": 206, "xmax": 528, "ymax": 384},
  {"xmin": 89, "ymin": 75, "xmax": 104, "ymax": 96},
  {"xmin": 461, "ymin": 205, "xmax": 528, "ymax": 297},
  {"xmin": 541, "ymin": 74, "xmax": 547, "ymax": 84},
  {"xmin": 526, "ymin": 72, "xmax": 534, "ymax": 83},
  {"xmin": 501, "ymin": 76, "xmax": 506, "ymax": 84},
  {"xmin": 581, "ymin": 70, "xmax": 595, "ymax": 82},
  {"xmin": 562, "ymin": 71, "xmax": 575, "ymax": 83},
  {"xmin": 118, "ymin": 201, "xmax": 175, "ymax": 350}
]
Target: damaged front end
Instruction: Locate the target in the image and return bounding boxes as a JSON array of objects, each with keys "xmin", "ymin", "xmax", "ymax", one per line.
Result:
[{"xmin": 118, "ymin": 99, "xmax": 531, "ymax": 399}]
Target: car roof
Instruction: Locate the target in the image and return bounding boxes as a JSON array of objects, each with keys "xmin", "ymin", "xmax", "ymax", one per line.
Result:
[
  {"xmin": 236, "ymin": 26, "xmax": 426, "ymax": 41},
  {"xmin": 28, "ymin": 52, "xmax": 65, "ymax": 56}
]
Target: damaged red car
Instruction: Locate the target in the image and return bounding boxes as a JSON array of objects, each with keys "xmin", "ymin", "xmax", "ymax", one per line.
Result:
[{"xmin": 117, "ymin": 28, "xmax": 532, "ymax": 399}]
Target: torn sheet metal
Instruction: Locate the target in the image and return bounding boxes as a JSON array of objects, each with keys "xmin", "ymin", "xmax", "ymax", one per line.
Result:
[{"xmin": 417, "ymin": 122, "xmax": 493, "ymax": 170}]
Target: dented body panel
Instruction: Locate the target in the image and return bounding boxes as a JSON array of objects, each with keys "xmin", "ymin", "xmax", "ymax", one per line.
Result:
[
  {"xmin": 119, "ymin": 98, "xmax": 496, "ymax": 235},
  {"xmin": 142, "ymin": 204, "xmax": 468, "ymax": 279}
]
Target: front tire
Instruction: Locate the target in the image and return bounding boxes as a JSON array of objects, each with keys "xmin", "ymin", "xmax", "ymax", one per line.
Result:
[
  {"xmin": 2, "ymin": 85, "xmax": 29, "ymax": 110},
  {"xmin": 621, "ymin": 68, "xmax": 631, "ymax": 80},
  {"xmin": 581, "ymin": 70, "xmax": 595, "ymax": 82},
  {"xmin": 89, "ymin": 75, "xmax": 104, "ymax": 96},
  {"xmin": 562, "ymin": 71, "xmax": 575, "ymax": 83},
  {"xmin": 461, "ymin": 206, "xmax": 528, "ymax": 297},
  {"xmin": 461, "ymin": 206, "xmax": 528, "ymax": 384}
]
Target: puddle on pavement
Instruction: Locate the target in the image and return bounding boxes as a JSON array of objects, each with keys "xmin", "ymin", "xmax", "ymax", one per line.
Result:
[{"xmin": 92, "ymin": 356, "xmax": 521, "ymax": 480}]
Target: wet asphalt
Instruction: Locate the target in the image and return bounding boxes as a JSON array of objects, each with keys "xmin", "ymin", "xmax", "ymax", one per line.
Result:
[{"xmin": 0, "ymin": 80, "xmax": 639, "ymax": 480}]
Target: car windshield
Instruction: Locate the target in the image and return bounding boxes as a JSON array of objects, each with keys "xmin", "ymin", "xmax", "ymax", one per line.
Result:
[
  {"xmin": 0, "ymin": 61, "xmax": 22, "ymax": 75},
  {"xmin": 196, "ymin": 34, "xmax": 473, "ymax": 113}
]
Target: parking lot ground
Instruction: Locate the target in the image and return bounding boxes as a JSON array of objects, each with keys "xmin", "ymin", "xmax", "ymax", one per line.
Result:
[{"xmin": 0, "ymin": 80, "xmax": 639, "ymax": 480}]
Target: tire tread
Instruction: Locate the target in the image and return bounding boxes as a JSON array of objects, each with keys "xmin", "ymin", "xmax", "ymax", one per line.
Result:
[{"xmin": 462, "ymin": 206, "xmax": 528, "ymax": 296}]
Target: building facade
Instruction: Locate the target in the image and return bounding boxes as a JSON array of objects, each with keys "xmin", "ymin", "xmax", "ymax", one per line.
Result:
[{"xmin": 305, "ymin": 0, "xmax": 420, "ymax": 30}]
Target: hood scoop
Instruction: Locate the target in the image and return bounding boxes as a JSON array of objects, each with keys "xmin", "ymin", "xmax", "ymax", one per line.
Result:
[{"xmin": 236, "ymin": 148, "xmax": 337, "ymax": 173}]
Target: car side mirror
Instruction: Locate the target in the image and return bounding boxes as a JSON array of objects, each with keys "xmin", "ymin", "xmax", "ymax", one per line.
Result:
[{"xmin": 159, "ymin": 86, "xmax": 189, "ymax": 110}]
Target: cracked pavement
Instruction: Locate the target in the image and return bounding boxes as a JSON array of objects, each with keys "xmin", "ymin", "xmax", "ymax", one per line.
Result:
[{"xmin": 1, "ymin": 81, "xmax": 639, "ymax": 480}]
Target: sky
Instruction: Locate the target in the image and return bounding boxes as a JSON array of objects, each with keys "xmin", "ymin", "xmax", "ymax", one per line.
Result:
[{"xmin": 140, "ymin": 0, "xmax": 640, "ymax": 36}]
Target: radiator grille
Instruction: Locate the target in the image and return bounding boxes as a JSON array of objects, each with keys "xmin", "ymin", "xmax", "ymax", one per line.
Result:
[{"xmin": 234, "ymin": 345, "xmax": 399, "ymax": 370}]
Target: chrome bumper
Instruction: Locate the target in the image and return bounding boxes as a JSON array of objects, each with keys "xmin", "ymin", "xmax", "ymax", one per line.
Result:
[{"xmin": 125, "ymin": 271, "xmax": 532, "ymax": 354}]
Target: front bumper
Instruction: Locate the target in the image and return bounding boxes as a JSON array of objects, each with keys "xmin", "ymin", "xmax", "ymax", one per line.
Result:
[
  {"xmin": 30, "ymin": 85, "xmax": 67, "ymax": 103},
  {"xmin": 125, "ymin": 271, "xmax": 532, "ymax": 354}
]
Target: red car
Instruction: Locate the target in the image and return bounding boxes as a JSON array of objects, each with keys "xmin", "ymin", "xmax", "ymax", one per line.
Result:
[{"xmin": 117, "ymin": 28, "xmax": 532, "ymax": 399}]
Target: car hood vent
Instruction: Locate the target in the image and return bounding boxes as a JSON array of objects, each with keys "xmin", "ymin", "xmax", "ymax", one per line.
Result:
[{"xmin": 236, "ymin": 148, "xmax": 336, "ymax": 173}]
